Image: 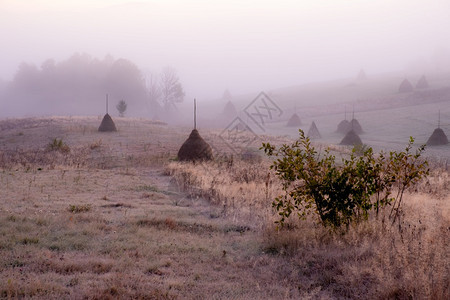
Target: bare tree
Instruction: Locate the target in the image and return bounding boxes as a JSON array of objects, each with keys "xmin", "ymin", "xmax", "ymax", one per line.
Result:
[
  {"xmin": 146, "ymin": 72, "xmax": 161, "ymax": 105},
  {"xmin": 159, "ymin": 66, "xmax": 184, "ymax": 111}
]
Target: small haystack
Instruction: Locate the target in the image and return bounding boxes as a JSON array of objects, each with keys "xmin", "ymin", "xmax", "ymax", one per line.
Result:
[
  {"xmin": 336, "ymin": 106, "xmax": 350, "ymax": 134},
  {"xmin": 357, "ymin": 69, "xmax": 367, "ymax": 81},
  {"xmin": 98, "ymin": 113, "xmax": 117, "ymax": 132},
  {"xmin": 286, "ymin": 113, "xmax": 302, "ymax": 127},
  {"xmin": 98, "ymin": 94, "xmax": 117, "ymax": 132},
  {"xmin": 307, "ymin": 121, "xmax": 321, "ymax": 139},
  {"xmin": 177, "ymin": 99, "xmax": 213, "ymax": 162},
  {"xmin": 222, "ymin": 89, "xmax": 232, "ymax": 101},
  {"xmin": 427, "ymin": 111, "xmax": 448, "ymax": 146},
  {"xmin": 416, "ymin": 75, "xmax": 429, "ymax": 89},
  {"xmin": 336, "ymin": 120, "xmax": 351, "ymax": 134},
  {"xmin": 398, "ymin": 79, "xmax": 413, "ymax": 93},
  {"xmin": 337, "ymin": 106, "xmax": 363, "ymax": 134},
  {"xmin": 222, "ymin": 101, "xmax": 237, "ymax": 119},
  {"xmin": 340, "ymin": 130, "xmax": 362, "ymax": 146},
  {"xmin": 427, "ymin": 128, "xmax": 448, "ymax": 146},
  {"xmin": 349, "ymin": 119, "xmax": 363, "ymax": 134}
]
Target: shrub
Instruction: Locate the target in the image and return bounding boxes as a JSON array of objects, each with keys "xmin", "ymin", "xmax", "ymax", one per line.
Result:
[
  {"xmin": 68, "ymin": 204, "xmax": 91, "ymax": 213},
  {"xmin": 262, "ymin": 130, "xmax": 429, "ymax": 230},
  {"xmin": 47, "ymin": 138, "xmax": 70, "ymax": 153}
]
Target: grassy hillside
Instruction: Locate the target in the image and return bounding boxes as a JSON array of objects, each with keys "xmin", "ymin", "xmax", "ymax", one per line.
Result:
[{"xmin": 201, "ymin": 72, "xmax": 450, "ymax": 162}]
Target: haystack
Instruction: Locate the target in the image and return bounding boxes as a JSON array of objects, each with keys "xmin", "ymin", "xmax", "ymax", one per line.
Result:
[
  {"xmin": 426, "ymin": 128, "xmax": 448, "ymax": 146},
  {"xmin": 336, "ymin": 119, "xmax": 350, "ymax": 134},
  {"xmin": 340, "ymin": 130, "xmax": 362, "ymax": 146},
  {"xmin": 177, "ymin": 129, "xmax": 213, "ymax": 161},
  {"xmin": 307, "ymin": 121, "xmax": 321, "ymax": 139},
  {"xmin": 286, "ymin": 113, "xmax": 302, "ymax": 127},
  {"xmin": 222, "ymin": 101, "xmax": 237, "ymax": 119},
  {"xmin": 349, "ymin": 119, "xmax": 363, "ymax": 134},
  {"xmin": 357, "ymin": 69, "xmax": 367, "ymax": 81},
  {"xmin": 178, "ymin": 99, "xmax": 213, "ymax": 162},
  {"xmin": 398, "ymin": 79, "xmax": 413, "ymax": 93},
  {"xmin": 416, "ymin": 75, "xmax": 429, "ymax": 89},
  {"xmin": 222, "ymin": 89, "xmax": 232, "ymax": 101},
  {"xmin": 98, "ymin": 113, "xmax": 117, "ymax": 132}
]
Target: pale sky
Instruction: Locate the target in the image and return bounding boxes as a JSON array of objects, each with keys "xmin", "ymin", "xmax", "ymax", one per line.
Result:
[{"xmin": 1, "ymin": 0, "xmax": 450, "ymax": 99}]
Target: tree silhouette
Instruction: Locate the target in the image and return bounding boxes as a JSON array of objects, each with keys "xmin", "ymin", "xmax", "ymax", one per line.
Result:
[
  {"xmin": 116, "ymin": 100, "xmax": 127, "ymax": 117},
  {"xmin": 2, "ymin": 53, "xmax": 153, "ymax": 116},
  {"xmin": 159, "ymin": 66, "xmax": 185, "ymax": 111}
]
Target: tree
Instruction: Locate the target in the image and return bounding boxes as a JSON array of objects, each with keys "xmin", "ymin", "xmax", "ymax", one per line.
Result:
[
  {"xmin": 146, "ymin": 72, "xmax": 161, "ymax": 105},
  {"xmin": 159, "ymin": 66, "xmax": 185, "ymax": 111},
  {"xmin": 116, "ymin": 100, "xmax": 127, "ymax": 117}
]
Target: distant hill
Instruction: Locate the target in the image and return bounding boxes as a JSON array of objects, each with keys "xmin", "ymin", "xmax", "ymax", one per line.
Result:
[{"xmin": 203, "ymin": 71, "xmax": 450, "ymax": 123}]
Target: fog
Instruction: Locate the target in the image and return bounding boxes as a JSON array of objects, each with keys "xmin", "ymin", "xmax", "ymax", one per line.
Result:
[{"xmin": 1, "ymin": 0, "xmax": 450, "ymax": 118}]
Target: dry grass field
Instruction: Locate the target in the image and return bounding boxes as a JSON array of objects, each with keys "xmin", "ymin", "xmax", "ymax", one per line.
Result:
[{"xmin": 0, "ymin": 116, "xmax": 449, "ymax": 299}]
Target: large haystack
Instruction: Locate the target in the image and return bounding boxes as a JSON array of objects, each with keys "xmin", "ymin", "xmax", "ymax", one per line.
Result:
[
  {"xmin": 178, "ymin": 129, "xmax": 213, "ymax": 161},
  {"xmin": 416, "ymin": 75, "xmax": 429, "ymax": 89},
  {"xmin": 426, "ymin": 128, "xmax": 448, "ymax": 146},
  {"xmin": 336, "ymin": 120, "xmax": 350, "ymax": 134},
  {"xmin": 98, "ymin": 113, "xmax": 117, "ymax": 132},
  {"xmin": 340, "ymin": 130, "xmax": 362, "ymax": 146},
  {"xmin": 307, "ymin": 121, "xmax": 321, "ymax": 139},
  {"xmin": 398, "ymin": 79, "xmax": 413, "ymax": 93},
  {"xmin": 286, "ymin": 113, "xmax": 302, "ymax": 127}
]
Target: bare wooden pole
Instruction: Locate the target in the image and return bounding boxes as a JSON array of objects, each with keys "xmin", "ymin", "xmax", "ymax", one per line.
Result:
[
  {"xmin": 106, "ymin": 94, "xmax": 109, "ymax": 114},
  {"xmin": 438, "ymin": 110, "xmax": 441, "ymax": 128},
  {"xmin": 351, "ymin": 105, "xmax": 355, "ymax": 130},
  {"xmin": 194, "ymin": 98, "xmax": 197, "ymax": 130}
]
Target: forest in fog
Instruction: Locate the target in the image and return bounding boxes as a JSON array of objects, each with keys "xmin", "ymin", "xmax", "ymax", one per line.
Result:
[{"xmin": 0, "ymin": 53, "xmax": 157, "ymax": 117}]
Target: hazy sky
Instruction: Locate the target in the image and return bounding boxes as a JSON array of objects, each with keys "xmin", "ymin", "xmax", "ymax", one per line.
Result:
[{"xmin": 1, "ymin": 0, "xmax": 450, "ymax": 99}]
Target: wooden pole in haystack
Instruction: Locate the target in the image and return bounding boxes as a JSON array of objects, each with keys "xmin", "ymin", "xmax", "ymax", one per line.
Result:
[
  {"xmin": 438, "ymin": 110, "xmax": 441, "ymax": 128},
  {"xmin": 98, "ymin": 93, "xmax": 117, "ymax": 132},
  {"xmin": 352, "ymin": 105, "xmax": 355, "ymax": 131},
  {"xmin": 177, "ymin": 98, "xmax": 213, "ymax": 161},
  {"xmin": 194, "ymin": 98, "xmax": 197, "ymax": 130},
  {"xmin": 427, "ymin": 110, "xmax": 448, "ymax": 146}
]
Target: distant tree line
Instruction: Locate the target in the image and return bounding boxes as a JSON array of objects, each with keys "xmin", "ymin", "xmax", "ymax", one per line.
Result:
[{"xmin": 0, "ymin": 53, "xmax": 184, "ymax": 118}]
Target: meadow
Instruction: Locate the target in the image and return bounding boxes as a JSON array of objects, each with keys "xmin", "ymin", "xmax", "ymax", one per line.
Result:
[{"xmin": 0, "ymin": 115, "xmax": 448, "ymax": 299}]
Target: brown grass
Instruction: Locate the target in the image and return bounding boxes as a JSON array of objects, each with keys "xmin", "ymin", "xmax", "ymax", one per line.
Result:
[
  {"xmin": 0, "ymin": 116, "xmax": 448, "ymax": 299},
  {"xmin": 167, "ymin": 155, "xmax": 450, "ymax": 299}
]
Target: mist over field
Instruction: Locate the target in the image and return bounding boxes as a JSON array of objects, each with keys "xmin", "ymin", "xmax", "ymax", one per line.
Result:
[
  {"xmin": 1, "ymin": 2, "xmax": 450, "ymax": 298},
  {"xmin": 1, "ymin": 0, "xmax": 450, "ymax": 121}
]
